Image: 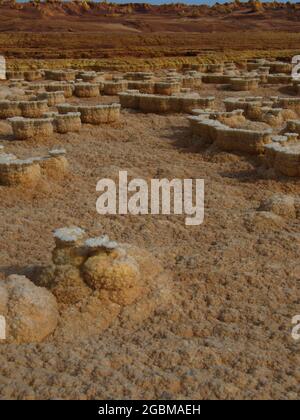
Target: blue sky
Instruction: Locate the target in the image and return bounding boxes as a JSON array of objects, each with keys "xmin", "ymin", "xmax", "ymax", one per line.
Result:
[
  {"xmin": 15, "ymin": 0, "xmax": 300, "ymax": 4},
  {"xmin": 110, "ymin": 0, "xmax": 297, "ymax": 2},
  {"xmin": 104, "ymin": 1, "xmax": 296, "ymax": 3}
]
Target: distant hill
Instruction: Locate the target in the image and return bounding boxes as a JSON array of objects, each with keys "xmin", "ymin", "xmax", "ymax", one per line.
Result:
[
  {"xmin": 0, "ymin": 1, "xmax": 299, "ymax": 33},
  {"xmin": 1, "ymin": 1, "xmax": 300, "ymax": 63}
]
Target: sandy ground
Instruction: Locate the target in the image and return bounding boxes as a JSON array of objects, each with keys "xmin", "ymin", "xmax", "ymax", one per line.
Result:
[{"xmin": 0, "ymin": 82, "xmax": 299, "ymax": 399}]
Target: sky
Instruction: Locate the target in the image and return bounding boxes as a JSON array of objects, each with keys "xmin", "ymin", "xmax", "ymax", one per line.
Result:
[
  {"xmin": 110, "ymin": 0, "xmax": 297, "ymax": 2},
  {"xmin": 15, "ymin": 0, "xmax": 300, "ymax": 4},
  {"xmin": 101, "ymin": 1, "xmax": 296, "ymax": 3}
]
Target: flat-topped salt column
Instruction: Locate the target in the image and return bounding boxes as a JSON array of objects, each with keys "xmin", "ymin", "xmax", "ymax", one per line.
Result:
[
  {"xmin": 118, "ymin": 90, "xmax": 140, "ymax": 109},
  {"xmin": 19, "ymin": 100, "xmax": 49, "ymax": 118},
  {"xmin": 165, "ymin": 73, "xmax": 182, "ymax": 81},
  {"xmin": 154, "ymin": 82, "xmax": 181, "ymax": 96},
  {"xmin": 181, "ymin": 75, "xmax": 202, "ymax": 89},
  {"xmin": 37, "ymin": 91, "xmax": 65, "ymax": 106},
  {"xmin": 184, "ymin": 70, "xmax": 200, "ymax": 76},
  {"xmin": 45, "ymin": 83, "xmax": 74, "ymax": 98},
  {"xmin": 39, "ymin": 149, "xmax": 69, "ymax": 179},
  {"xmin": 247, "ymin": 59, "xmax": 291, "ymax": 74},
  {"xmin": 165, "ymin": 68, "xmax": 179, "ymax": 75},
  {"xmin": 78, "ymin": 104, "xmax": 121, "ymax": 124},
  {"xmin": 138, "ymin": 95, "xmax": 171, "ymax": 113},
  {"xmin": 0, "ymin": 99, "xmax": 49, "ymax": 119},
  {"xmin": 247, "ymin": 59, "xmax": 268, "ymax": 70},
  {"xmin": 6, "ymin": 71, "xmax": 25, "ymax": 80},
  {"xmin": 266, "ymin": 74, "xmax": 292, "ymax": 84},
  {"xmin": 23, "ymin": 70, "xmax": 43, "ymax": 82},
  {"xmin": 101, "ymin": 81, "xmax": 128, "ymax": 96},
  {"xmin": 207, "ymin": 63, "xmax": 224, "ymax": 73},
  {"xmin": 188, "ymin": 116, "xmax": 225, "ymax": 143},
  {"xmin": 8, "ymin": 80, "xmax": 27, "ymax": 89},
  {"xmin": 182, "ymin": 63, "xmax": 207, "ymax": 72},
  {"xmin": 230, "ymin": 77, "xmax": 259, "ymax": 91},
  {"xmin": 56, "ymin": 103, "xmax": 78, "ymax": 114},
  {"xmin": 124, "ymin": 72, "xmax": 154, "ymax": 81},
  {"xmin": 6, "ymin": 71, "xmax": 42, "ymax": 82},
  {"xmin": 44, "ymin": 70, "xmax": 76, "ymax": 82},
  {"xmin": 76, "ymin": 71, "xmax": 101, "ymax": 83},
  {"xmin": 259, "ymin": 107, "xmax": 288, "ymax": 126},
  {"xmin": 224, "ymin": 97, "xmax": 263, "ymax": 119},
  {"xmin": 52, "ymin": 112, "xmax": 82, "ymax": 133},
  {"xmin": 202, "ymin": 73, "xmax": 233, "ymax": 84},
  {"xmin": 8, "ymin": 80, "xmax": 28, "ymax": 89},
  {"xmin": 178, "ymin": 95, "xmax": 215, "ymax": 113},
  {"xmin": 268, "ymin": 61, "xmax": 292, "ymax": 74},
  {"xmin": 0, "ymin": 156, "xmax": 41, "ymax": 186},
  {"xmin": 181, "ymin": 88, "xmax": 191, "ymax": 94},
  {"xmin": 74, "ymin": 83, "xmax": 100, "ymax": 98},
  {"xmin": 84, "ymin": 236, "xmax": 118, "ymax": 253},
  {"xmin": 26, "ymin": 83, "xmax": 47, "ymax": 93},
  {"xmin": 224, "ymin": 96, "xmax": 299, "ymax": 125},
  {"xmin": 0, "ymin": 148, "xmax": 69, "ymax": 186},
  {"xmin": 119, "ymin": 91, "xmax": 215, "ymax": 113},
  {"xmin": 53, "ymin": 226, "xmax": 86, "ymax": 248},
  {"xmin": 285, "ymin": 120, "xmax": 300, "ymax": 135},
  {"xmin": 256, "ymin": 66, "xmax": 271, "ymax": 83},
  {"xmin": 57, "ymin": 103, "xmax": 120, "ymax": 124},
  {"xmin": 224, "ymin": 62, "xmax": 237, "ymax": 71},
  {"xmin": 258, "ymin": 66, "xmax": 270, "ymax": 74},
  {"xmin": 112, "ymin": 75, "xmax": 124, "ymax": 82},
  {"xmin": 274, "ymin": 97, "xmax": 300, "ymax": 109},
  {"xmin": 265, "ymin": 135, "xmax": 300, "ymax": 176},
  {"xmin": 43, "ymin": 111, "xmax": 81, "ymax": 133},
  {"xmin": 190, "ymin": 109, "xmax": 244, "ymax": 119},
  {"xmin": 8, "ymin": 117, "xmax": 54, "ymax": 140},
  {"xmin": 224, "ymin": 69, "xmax": 240, "ymax": 77},
  {"xmin": 127, "ymin": 81, "xmax": 155, "ymax": 94},
  {"xmin": 188, "ymin": 114, "xmax": 273, "ymax": 154},
  {"xmin": 0, "ymin": 100, "xmax": 22, "ymax": 118},
  {"xmin": 216, "ymin": 127, "xmax": 272, "ymax": 154}
]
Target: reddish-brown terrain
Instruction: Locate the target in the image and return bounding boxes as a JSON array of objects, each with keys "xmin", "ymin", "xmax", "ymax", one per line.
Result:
[
  {"xmin": 0, "ymin": 82, "xmax": 299, "ymax": 399},
  {"xmin": 1, "ymin": 1, "xmax": 300, "ymax": 33},
  {"xmin": 0, "ymin": 1, "xmax": 299, "ymax": 401},
  {"xmin": 1, "ymin": 1, "xmax": 300, "ymax": 64}
]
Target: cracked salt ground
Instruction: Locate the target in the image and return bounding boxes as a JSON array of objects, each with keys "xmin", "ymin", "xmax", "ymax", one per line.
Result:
[{"xmin": 0, "ymin": 62, "xmax": 299, "ymax": 399}]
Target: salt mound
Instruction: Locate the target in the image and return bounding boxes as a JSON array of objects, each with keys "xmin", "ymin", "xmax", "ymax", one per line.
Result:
[
  {"xmin": 258, "ymin": 194, "xmax": 296, "ymax": 219},
  {"xmin": 0, "ymin": 275, "xmax": 58, "ymax": 344},
  {"xmin": 33, "ymin": 228, "xmax": 172, "ymax": 342}
]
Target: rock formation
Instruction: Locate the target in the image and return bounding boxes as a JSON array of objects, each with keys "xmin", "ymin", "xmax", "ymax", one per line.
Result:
[
  {"xmin": 0, "ymin": 147, "xmax": 68, "ymax": 186},
  {"xmin": 0, "ymin": 275, "xmax": 59, "ymax": 344}
]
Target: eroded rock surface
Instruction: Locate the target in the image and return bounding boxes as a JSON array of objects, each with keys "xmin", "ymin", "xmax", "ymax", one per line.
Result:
[
  {"xmin": 32, "ymin": 227, "xmax": 172, "ymax": 341},
  {"xmin": 0, "ymin": 275, "xmax": 58, "ymax": 344}
]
